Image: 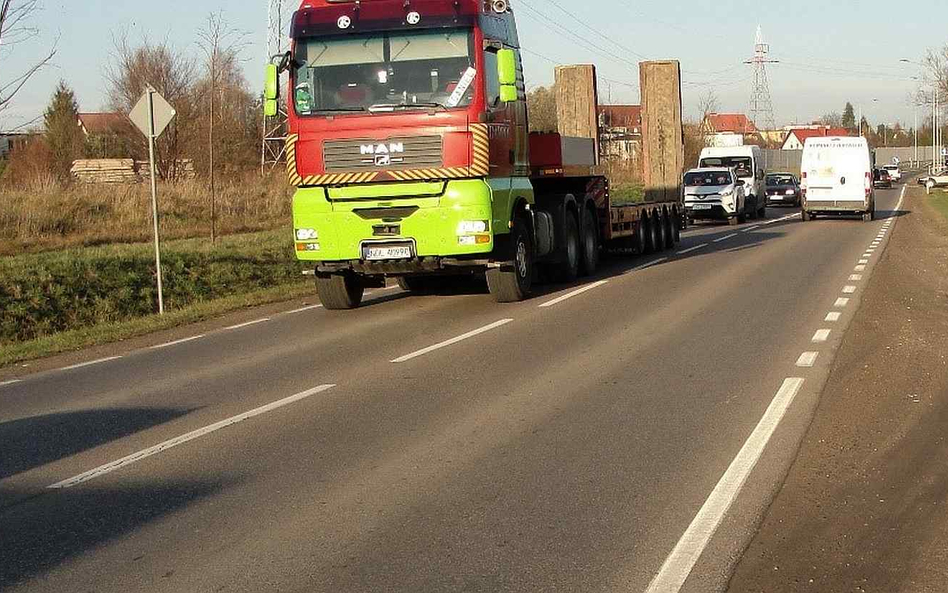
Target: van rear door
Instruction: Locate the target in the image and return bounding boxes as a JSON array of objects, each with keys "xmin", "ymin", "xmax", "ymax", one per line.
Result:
[{"xmin": 803, "ymin": 139, "xmax": 868, "ymax": 203}]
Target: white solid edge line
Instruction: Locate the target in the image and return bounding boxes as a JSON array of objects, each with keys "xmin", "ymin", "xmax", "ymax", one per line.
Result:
[
  {"xmin": 677, "ymin": 243, "xmax": 708, "ymax": 255},
  {"xmin": 61, "ymin": 356, "xmax": 123, "ymax": 371},
  {"xmin": 812, "ymin": 329, "xmax": 831, "ymax": 343},
  {"xmin": 835, "ymin": 298, "xmax": 850, "ymax": 307},
  {"xmin": 843, "ymin": 285, "xmax": 857, "ymax": 294},
  {"xmin": 825, "ymin": 311, "xmax": 842, "ymax": 322},
  {"xmin": 49, "ymin": 384, "xmax": 336, "ymax": 489},
  {"xmin": 0, "ymin": 379, "xmax": 22, "ymax": 387},
  {"xmin": 286, "ymin": 304, "xmax": 323, "ymax": 314},
  {"xmin": 391, "ymin": 319, "xmax": 513, "ymax": 364},
  {"xmin": 713, "ymin": 233, "xmax": 738, "ymax": 243},
  {"xmin": 151, "ymin": 335, "xmax": 206, "ymax": 350},
  {"xmin": 796, "ymin": 352, "xmax": 819, "ymax": 368},
  {"xmin": 538, "ymin": 280, "xmax": 609, "ymax": 309},
  {"xmin": 224, "ymin": 318, "xmax": 270, "ymax": 331},
  {"xmin": 625, "ymin": 257, "xmax": 669, "ymax": 274},
  {"xmin": 645, "ymin": 378, "xmax": 805, "ymax": 593}
]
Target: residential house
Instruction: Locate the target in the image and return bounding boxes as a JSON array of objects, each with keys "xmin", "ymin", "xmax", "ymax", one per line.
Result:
[
  {"xmin": 78, "ymin": 112, "xmax": 135, "ymax": 158},
  {"xmin": 782, "ymin": 126, "xmax": 851, "ymax": 150},
  {"xmin": 598, "ymin": 104, "xmax": 642, "ymax": 163}
]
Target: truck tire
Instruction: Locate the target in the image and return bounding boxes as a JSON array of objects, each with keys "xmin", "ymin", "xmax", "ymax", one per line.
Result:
[
  {"xmin": 802, "ymin": 210, "xmax": 813, "ymax": 221},
  {"xmin": 487, "ymin": 216, "xmax": 533, "ymax": 302},
  {"xmin": 635, "ymin": 218, "xmax": 648, "ymax": 254},
  {"xmin": 749, "ymin": 196, "xmax": 759, "ymax": 220},
  {"xmin": 642, "ymin": 215, "xmax": 656, "ymax": 254},
  {"xmin": 670, "ymin": 209, "xmax": 681, "ymax": 244},
  {"xmin": 316, "ymin": 273, "xmax": 364, "ymax": 310},
  {"xmin": 656, "ymin": 211, "xmax": 669, "ymax": 251},
  {"xmin": 650, "ymin": 212, "xmax": 663, "ymax": 252},
  {"xmin": 550, "ymin": 211, "xmax": 580, "ymax": 282},
  {"xmin": 757, "ymin": 203, "xmax": 766, "ymax": 219},
  {"xmin": 579, "ymin": 209, "xmax": 599, "ymax": 276}
]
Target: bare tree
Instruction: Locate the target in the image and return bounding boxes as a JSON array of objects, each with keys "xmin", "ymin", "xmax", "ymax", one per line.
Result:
[
  {"xmin": 526, "ymin": 86, "xmax": 558, "ymax": 133},
  {"xmin": 697, "ymin": 88, "xmax": 719, "ymax": 146},
  {"xmin": 817, "ymin": 112, "xmax": 843, "ymax": 127},
  {"xmin": 0, "ymin": 0, "xmax": 56, "ymax": 113},
  {"xmin": 106, "ymin": 36, "xmax": 196, "ymax": 180},
  {"xmin": 197, "ymin": 12, "xmax": 249, "ymax": 243}
]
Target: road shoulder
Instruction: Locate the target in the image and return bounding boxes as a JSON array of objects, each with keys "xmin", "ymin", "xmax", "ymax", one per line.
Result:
[{"xmin": 727, "ymin": 186, "xmax": 948, "ymax": 592}]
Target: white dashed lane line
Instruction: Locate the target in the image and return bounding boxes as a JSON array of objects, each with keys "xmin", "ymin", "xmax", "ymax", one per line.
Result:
[
  {"xmin": 796, "ymin": 352, "xmax": 819, "ymax": 368},
  {"xmin": 855, "ymin": 265, "xmax": 866, "ymax": 272},
  {"xmin": 391, "ymin": 319, "xmax": 514, "ymax": 364},
  {"xmin": 713, "ymin": 233, "xmax": 738, "ymax": 243},
  {"xmin": 624, "ymin": 257, "xmax": 669, "ymax": 274},
  {"xmin": 539, "ymin": 281, "xmax": 609, "ymax": 309},
  {"xmin": 812, "ymin": 329, "xmax": 831, "ymax": 343},
  {"xmin": 286, "ymin": 304, "xmax": 322, "ymax": 314},
  {"xmin": 61, "ymin": 356, "xmax": 123, "ymax": 371},
  {"xmin": 858, "ymin": 259, "xmax": 869, "ymax": 265},
  {"xmin": 835, "ymin": 297, "xmax": 850, "ymax": 307},
  {"xmin": 48, "ymin": 384, "xmax": 337, "ymax": 489},
  {"xmin": 0, "ymin": 379, "xmax": 22, "ymax": 388},
  {"xmin": 849, "ymin": 274, "xmax": 863, "ymax": 281},
  {"xmin": 825, "ymin": 312, "xmax": 842, "ymax": 322},
  {"xmin": 677, "ymin": 243, "xmax": 708, "ymax": 255},
  {"xmin": 224, "ymin": 318, "xmax": 270, "ymax": 331},
  {"xmin": 151, "ymin": 335, "xmax": 206, "ymax": 350},
  {"xmin": 842, "ymin": 285, "xmax": 857, "ymax": 294}
]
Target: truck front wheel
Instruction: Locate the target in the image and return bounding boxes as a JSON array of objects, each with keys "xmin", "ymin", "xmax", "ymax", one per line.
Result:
[
  {"xmin": 316, "ymin": 272, "xmax": 365, "ymax": 310},
  {"xmin": 487, "ymin": 216, "xmax": 533, "ymax": 302}
]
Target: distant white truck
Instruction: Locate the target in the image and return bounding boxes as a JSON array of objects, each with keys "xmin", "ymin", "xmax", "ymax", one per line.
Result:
[
  {"xmin": 698, "ymin": 145, "xmax": 766, "ymax": 219},
  {"xmin": 800, "ymin": 136, "xmax": 875, "ymax": 221}
]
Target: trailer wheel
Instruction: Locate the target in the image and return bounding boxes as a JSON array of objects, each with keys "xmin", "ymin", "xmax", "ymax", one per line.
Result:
[
  {"xmin": 802, "ymin": 210, "xmax": 812, "ymax": 222},
  {"xmin": 487, "ymin": 216, "xmax": 533, "ymax": 302},
  {"xmin": 666, "ymin": 209, "xmax": 679, "ymax": 245},
  {"xmin": 635, "ymin": 218, "xmax": 648, "ymax": 254},
  {"xmin": 579, "ymin": 209, "xmax": 599, "ymax": 276},
  {"xmin": 648, "ymin": 212, "xmax": 662, "ymax": 252},
  {"xmin": 316, "ymin": 273, "xmax": 364, "ymax": 310},
  {"xmin": 658, "ymin": 211, "xmax": 671, "ymax": 251}
]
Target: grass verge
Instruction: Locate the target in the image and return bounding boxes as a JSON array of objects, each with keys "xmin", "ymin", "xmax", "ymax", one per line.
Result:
[
  {"xmin": 929, "ymin": 191, "xmax": 948, "ymax": 223},
  {"xmin": 0, "ymin": 282, "xmax": 313, "ymax": 368},
  {"xmin": 1, "ymin": 228, "xmax": 308, "ymax": 347}
]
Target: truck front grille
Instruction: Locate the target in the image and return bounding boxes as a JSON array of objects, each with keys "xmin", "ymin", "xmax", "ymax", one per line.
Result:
[{"xmin": 323, "ymin": 136, "xmax": 443, "ymax": 173}]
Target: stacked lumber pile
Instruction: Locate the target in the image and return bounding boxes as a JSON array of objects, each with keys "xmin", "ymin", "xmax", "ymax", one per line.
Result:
[{"xmin": 71, "ymin": 159, "xmax": 141, "ymax": 184}]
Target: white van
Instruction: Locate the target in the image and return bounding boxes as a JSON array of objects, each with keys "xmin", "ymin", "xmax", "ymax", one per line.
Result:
[
  {"xmin": 800, "ymin": 136, "xmax": 874, "ymax": 221},
  {"xmin": 698, "ymin": 145, "xmax": 766, "ymax": 219}
]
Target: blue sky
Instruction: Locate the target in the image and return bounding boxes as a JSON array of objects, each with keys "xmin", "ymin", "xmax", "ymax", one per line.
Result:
[{"xmin": 1, "ymin": 0, "xmax": 942, "ymax": 130}]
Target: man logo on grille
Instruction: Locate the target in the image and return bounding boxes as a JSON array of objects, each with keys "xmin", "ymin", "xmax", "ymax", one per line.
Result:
[{"xmin": 360, "ymin": 142, "xmax": 405, "ymax": 167}]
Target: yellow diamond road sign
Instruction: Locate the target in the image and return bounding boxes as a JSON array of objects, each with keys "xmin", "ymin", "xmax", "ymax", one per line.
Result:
[{"xmin": 129, "ymin": 88, "xmax": 177, "ymax": 138}]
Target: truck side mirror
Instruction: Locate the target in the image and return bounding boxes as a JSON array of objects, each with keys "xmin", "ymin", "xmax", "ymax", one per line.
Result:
[
  {"xmin": 264, "ymin": 63, "xmax": 279, "ymax": 117},
  {"xmin": 497, "ymin": 48, "xmax": 518, "ymax": 103}
]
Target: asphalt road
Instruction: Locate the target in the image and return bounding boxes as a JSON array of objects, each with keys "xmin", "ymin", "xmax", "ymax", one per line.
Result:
[{"xmin": 0, "ymin": 186, "xmax": 905, "ymax": 592}]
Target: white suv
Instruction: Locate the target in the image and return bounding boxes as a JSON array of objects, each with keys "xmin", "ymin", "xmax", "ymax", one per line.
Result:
[
  {"xmin": 882, "ymin": 165, "xmax": 902, "ymax": 182},
  {"xmin": 684, "ymin": 168, "xmax": 747, "ymax": 225}
]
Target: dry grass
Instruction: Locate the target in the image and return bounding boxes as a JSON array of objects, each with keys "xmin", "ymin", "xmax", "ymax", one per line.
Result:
[{"xmin": 0, "ymin": 172, "xmax": 293, "ymax": 255}]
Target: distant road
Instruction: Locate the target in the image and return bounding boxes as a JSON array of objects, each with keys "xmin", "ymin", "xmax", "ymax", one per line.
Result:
[{"xmin": 1, "ymin": 185, "xmax": 904, "ymax": 592}]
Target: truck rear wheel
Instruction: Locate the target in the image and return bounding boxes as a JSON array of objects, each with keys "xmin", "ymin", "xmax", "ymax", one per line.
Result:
[
  {"xmin": 316, "ymin": 273, "xmax": 364, "ymax": 310},
  {"xmin": 635, "ymin": 218, "xmax": 649, "ymax": 254},
  {"xmin": 646, "ymin": 212, "xmax": 661, "ymax": 253},
  {"xmin": 487, "ymin": 216, "xmax": 533, "ymax": 302},
  {"xmin": 670, "ymin": 209, "xmax": 681, "ymax": 244},
  {"xmin": 656, "ymin": 211, "xmax": 669, "ymax": 251},
  {"xmin": 550, "ymin": 211, "xmax": 580, "ymax": 282},
  {"xmin": 579, "ymin": 210, "xmax": 599, "ymax": 276}
]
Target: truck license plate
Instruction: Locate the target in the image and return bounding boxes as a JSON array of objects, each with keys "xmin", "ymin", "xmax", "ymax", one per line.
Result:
[
  {"xmin": 363, "ymin": 243, "xmax": 413, "ymax": 261},
  {"xmin": 692, "ymin": 204, "xmax": 712, "ymax": 210}
]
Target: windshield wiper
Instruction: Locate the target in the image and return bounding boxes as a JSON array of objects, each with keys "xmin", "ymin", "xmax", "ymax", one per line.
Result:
[
  {"xmin": 368, "ymin": 102, "xmax": 445, "ymax": 112},
  {"xmin": 313, "ymin": 107, "xmax": 368, "ymax": 113}
]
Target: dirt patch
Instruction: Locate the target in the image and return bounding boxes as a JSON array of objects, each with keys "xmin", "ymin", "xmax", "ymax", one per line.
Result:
[{"xmin": 727, "ymin": 187, "xmax": 948, "ymax": 593}]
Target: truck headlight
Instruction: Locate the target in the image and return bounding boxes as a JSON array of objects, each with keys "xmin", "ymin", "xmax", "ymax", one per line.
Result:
[
  {"xmin": 296, "ymin": 228, "xmax": 318, "ymax": 241},
  {"xmin": 457, "ymin": 220, "xmax": 489, "ymax": 235}
]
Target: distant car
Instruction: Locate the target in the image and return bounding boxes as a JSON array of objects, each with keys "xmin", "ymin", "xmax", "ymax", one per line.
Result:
[
  {"xmin": 920, "ymin": 172, "xmax": 948, "ymax": 190},
  {"xmin": 765, "ymin": 172, "xmax": 801, "ymax": 207},
  {"xmin": 882, "ymin": 165, "xmax": 901, "ymax": 181},
  {"xmin": 873, "ymin": 168, "xmax": 892, "ymax": 189},
  {"xmin": 683, "ymin": 167, "xmax": 747, "ymax": 225}
]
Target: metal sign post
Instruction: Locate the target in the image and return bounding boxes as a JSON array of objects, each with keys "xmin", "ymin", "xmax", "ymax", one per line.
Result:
[{"xmin": 130, "ymin": 86, "xmax": 177, "ymax": 315}]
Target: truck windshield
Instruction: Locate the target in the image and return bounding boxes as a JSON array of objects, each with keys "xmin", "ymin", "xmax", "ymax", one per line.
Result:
[
  {"xmin": 292, "ymin": 28, "xmax": 475, "ymax": 114},
  {"xmin": 685, "ymin": 171, "xmax": 732, "ymax": 186},
  {"xmin": 699, "ymin": 157, "xmax": 754, "ymax": 178}
]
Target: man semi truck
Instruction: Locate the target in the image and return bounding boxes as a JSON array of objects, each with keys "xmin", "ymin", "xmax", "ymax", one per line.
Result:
[{"xmin": 264, "ymin": 0, "xmax": 684, "ymax": 309}]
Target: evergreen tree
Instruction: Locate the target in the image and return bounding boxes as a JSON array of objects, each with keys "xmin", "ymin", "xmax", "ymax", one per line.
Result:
[
  {"xmin": 43, "ymin": 80, "xmax": 85, "ymax": 180},
  {"xmin": 842, "ymin": 102, "xmax": 856, "ymax": 130}
]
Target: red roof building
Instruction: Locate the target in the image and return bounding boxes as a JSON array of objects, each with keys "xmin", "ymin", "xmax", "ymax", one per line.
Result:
[
  {"xmin": 782, "ymin": 127, "xmax": 852, "ymax": 150},
  {"xmin": 77, "ymin": 113, "xmax": 132, "ymax": 137},
  {"xmin": 703, "ymin": 113, "xmax": 759, "ymax": 135}
]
